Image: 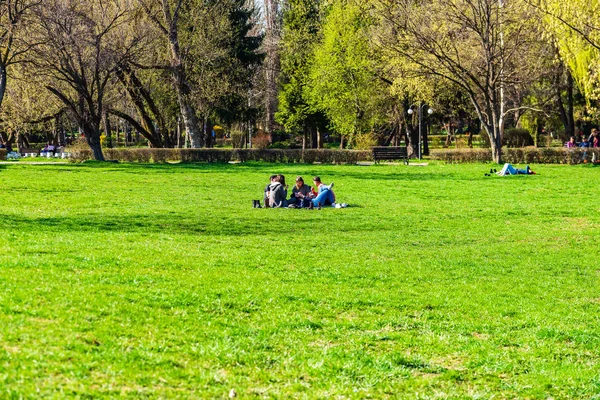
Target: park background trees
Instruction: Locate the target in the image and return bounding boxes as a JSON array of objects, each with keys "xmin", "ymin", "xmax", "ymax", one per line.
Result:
[{"xmin": 1, "ymin": 0, "xmax": 600, "ymax": 162}]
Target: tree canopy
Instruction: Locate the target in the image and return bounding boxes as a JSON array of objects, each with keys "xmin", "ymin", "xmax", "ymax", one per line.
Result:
[{"xmin": 0, "ymin": 0, "xmax": 598, "ymax": 162}]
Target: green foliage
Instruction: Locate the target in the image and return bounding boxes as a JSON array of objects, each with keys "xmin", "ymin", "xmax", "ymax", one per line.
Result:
[
  {"xmin": 276, "ymin": 0, "xmax": 324, "ymax": 134},
  {"xmin": 66, "ymin": 147, "xmax": 374, "ymax": 164},
  {"xmin": 503, "ymin": 128, "xmax": 534, "ymax": 147},
  {"xmin": 182, "ymin": 0, "xmax": 263, "ymax": 125},
  {"xmin": 306, "ymin": 0, "xmax": 388, "ymax": 144},
  {"xmin": 431, "ymin": 147, "xmax": 600, "ymax": 164},
  {"xmin": 353, "ymin": 132, "xmax": 378, "ymax": 149},
  {"xmin": 541, "ymin": 0, "xmax": 600, "ymax": 101},
  {"xmin": 1, "ymin": 163, "xmax": 600, "ymax": 397}
]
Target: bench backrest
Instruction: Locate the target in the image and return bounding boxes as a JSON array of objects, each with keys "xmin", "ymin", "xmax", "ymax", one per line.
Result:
[
  {"xmin": 19, "ymin": 148, "xmax": 40, "ymax": 154},
  {"xmin": 372, "ymin": 146, "xmax": 408, "ymax": 158}
]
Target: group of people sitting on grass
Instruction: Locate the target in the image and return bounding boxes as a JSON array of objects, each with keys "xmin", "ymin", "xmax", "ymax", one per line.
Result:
[{"xmin": 255, "ymin": 175, "xmax": 347, "ymax": 209}]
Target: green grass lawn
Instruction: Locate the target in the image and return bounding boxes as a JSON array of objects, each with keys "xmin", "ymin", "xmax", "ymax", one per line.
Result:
[{"xmin": 0, "ymin": 161, "xmax": 599, "ymax": 398}]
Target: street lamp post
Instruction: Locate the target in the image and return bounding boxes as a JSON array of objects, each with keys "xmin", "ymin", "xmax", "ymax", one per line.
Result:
[{"xmin": 408, "ymin": 103, "xmax": 433, "ymax": 160}]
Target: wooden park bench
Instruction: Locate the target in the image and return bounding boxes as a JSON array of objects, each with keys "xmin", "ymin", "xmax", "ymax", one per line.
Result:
[
  {"xmin": 372, "ymin": 146, "xmax": 409, "ymax": 165},
  {"xmin": 18, "ymin": 147, "xmax": 41, "ymax": 157}
]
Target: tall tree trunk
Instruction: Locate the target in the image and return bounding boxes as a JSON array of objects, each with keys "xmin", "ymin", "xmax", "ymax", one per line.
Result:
[
  {"xmin": 83, "ymin": 121, "xmax": 104, "ymax": 161},
  {"xmin": 57, "ymin": 116, "xmax": 66, "ymax": 146},
  {"xmin": 310, "ymin": 125, "xmax": 317, "ymax": 149},
  {"xmin": 162, "ymin": 0, "xmax": 203, "ymax": 148},
  {"xmin": 566, "ymin": 70, "xmax": 575, "ymax": 137},
  {"xmin": 443, "ymin": 120, "xmax": 453, "ymax": 147},
  {"xmin": 115, "ymin": 65, "xmax": 172, "ymax": 147},
  {"xmin": 423, "ymin": 120, "xmax": 430, "ymax": 156},
  {"xmin": 0, "ymin": 66, "xmax": 6, "ymax": 111},
  {"xmin": 317, "ymin": 127, "xmax": 323, "ymax": 149},
  {"xmin": 407, "ymin": 124, "xmax": 418, "ymax": 157},
  {"xmin": 103, "ymin": 110, "xmax": 113, "ymax": 148},
  {"xmin": 485, "ymin": 123, "xmax": 502, "ymax": 164},
  {"xmin": 177, "ymin": 91, "xmax": 202, "ymax": 147},
  {"xmin": 302, "ymin": 125, "xmax": 307, "ymax": 150},
  {"xmin": 555, "ymin": 65, "xmax": 575, "ymax": 138},
  {"xmin": 264, "ymin": 0, "xmax": 280, "ymax": 135}
]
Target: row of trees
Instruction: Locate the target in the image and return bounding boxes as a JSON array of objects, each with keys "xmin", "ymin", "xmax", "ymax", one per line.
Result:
[
  {"xmin": 0, "ymin": 0, "xmax": 598, "ymax": 163},
  {"xmin": 276, "ymin": 0, "xmax": 600, "ymax": 162},
  {"xmin": 0, "ymin": 0, "xmax": 264, "ymax": 160}
]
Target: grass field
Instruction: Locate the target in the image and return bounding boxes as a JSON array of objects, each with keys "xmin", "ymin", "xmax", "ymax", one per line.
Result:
[{"xmin": 0, "ymin": 161, "xmax": 599, "ymax": 398}]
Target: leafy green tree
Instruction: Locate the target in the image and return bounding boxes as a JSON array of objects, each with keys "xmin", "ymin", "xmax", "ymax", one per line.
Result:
[
  {"xmin": 276, "ymin": 0, "xmax": 326, "ymax": 148},
  {"xmin": 306, "ymin": 0, "xmax": 388, "ymax": 148},
  {"xmin": 527, "ymin": 0, "xmax": 600, "ymax": 101},
  {"xmin": 185, "ymin": 0, "xmax": 263, "ymax": 143}
]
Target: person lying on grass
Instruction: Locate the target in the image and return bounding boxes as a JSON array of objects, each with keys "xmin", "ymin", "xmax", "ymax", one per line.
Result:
[{"xmin": 496, "ymin": 163, "xmax": 536, "ymax": 176}]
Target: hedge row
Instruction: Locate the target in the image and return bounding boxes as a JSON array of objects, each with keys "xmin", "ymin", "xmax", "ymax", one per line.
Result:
[
  {"xmin": 34, "ymin": 146, "xmax": 600, "ymax": 164},
  {"xmin": 431, "ymin": 147, "xmax": 600, "ymax": 164},
  {"xmin": 70, "ymin": 148, "xmax": 374, "ymax": 164}
]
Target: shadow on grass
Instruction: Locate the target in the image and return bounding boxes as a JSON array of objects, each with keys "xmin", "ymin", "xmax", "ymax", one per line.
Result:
[
  {"xmin": 31, "ymin": 161, "xmax": 461, "ymax": 182},
  {"xmin": 2, "ymin": 211, "xmax": 380, "ymax": 236}
]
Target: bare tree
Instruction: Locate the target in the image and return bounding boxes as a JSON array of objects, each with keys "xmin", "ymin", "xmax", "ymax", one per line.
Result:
[
  {"xmin": 33, "ymin": 0, "xmax": 138, "ymax": 160},
  {"xmin": 0, "ymin": 0, "xmax": 41, "ymax": 111}
]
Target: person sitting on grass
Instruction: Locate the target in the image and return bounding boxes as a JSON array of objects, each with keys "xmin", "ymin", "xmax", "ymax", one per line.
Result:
[
  {"xmin": 269, "ymin": 174, "xmax": 288, "ymax": 208},
  {"xmin": 264, "ymin": 174, "xmax": 277, "ymax": 207},
  {"xmin": 311, "ymin": 176, "xmax": 335, "ymax": 208},
  {"xmin": 288, "ymin": 176, "xmax": 313, "ymax": 208}
]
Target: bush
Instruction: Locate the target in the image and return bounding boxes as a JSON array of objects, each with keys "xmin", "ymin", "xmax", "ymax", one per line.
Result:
[
  {"xmin": 67, "ymin": 147, "xmax": 374, "ymax": 164},
  {"xmin": 504, "ymin": 128, "xmax": 534, "ymax": 147},
  {"xmin": 353, "ymin": 133, "xmax": 378, "ymax": 150},
  {"xmin": 431, "ymin": 147, "xmax": 600, "ymax": 164},
  {"xmin": 230, "ymin": 130, "xmax": 246, "ymax": 148},
  {"xmin": 66, "ymin": 138, "xmax": 93, "ymax": 161},
  {"xmin": 252, "ymin": 134, "xmax": 271, "ymax": 150},
  {"xmin": 431, "ymin": 148, "xmax": 492, "ymax": 163},
  {"xmin": 215, "ymin": 138, "xmax": 232, "ymax": 148}
]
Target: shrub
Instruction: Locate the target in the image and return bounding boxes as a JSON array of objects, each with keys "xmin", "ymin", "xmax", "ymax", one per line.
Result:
[
  {"xmin": 353, "ymin": 133, "xmax": 378, "ymax": 150},
  {"xmin": 431, "ymin": 147, "xmax": 600, "ymax": 164},
  {"xmin": 67, "ymin": 147, "xmax": 375, "ymax": 164},
  {"xmin": 479, "ymin": 131, "xmax": 491, "ymax": 148},
  {"xmin": 504, "ymin": 128, "xmax": 534, "ymax": 147},
  {"xmin": 215, "ymin": 138, "xmax": 232, "ymax": 148},
  {"xmin": 66, "ymin": 138, "xmax": 93, "ymax": 161},
  {"xmin": 230, "ymin": 130, "xmax": 246, "ymax": 148},
  {"xmin": 431, "ymin": 148, "xmax": 492, "ymax": 163},
  {"xmin": 252, "ymin": 134, "xmax": 271, "ymax": 150}
]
